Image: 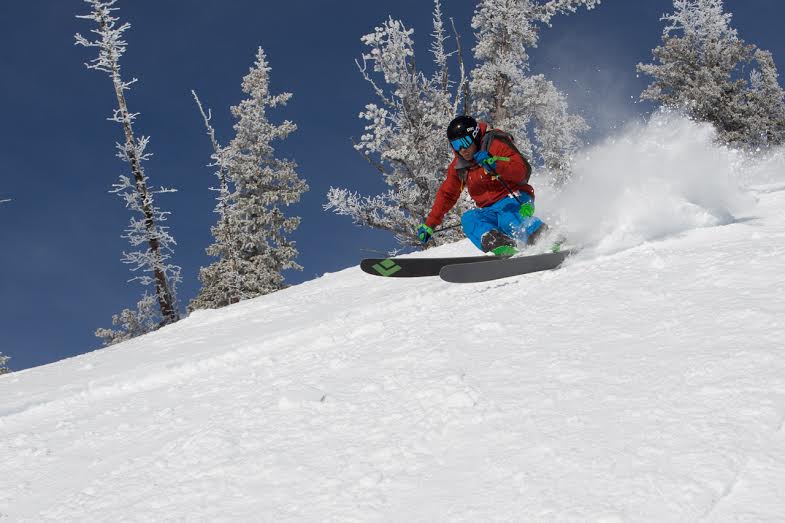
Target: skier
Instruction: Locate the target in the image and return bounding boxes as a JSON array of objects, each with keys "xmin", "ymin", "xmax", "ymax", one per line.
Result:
[{"xmin": 417, "ymin": 115, "xmax": 545, "ymax": 256}]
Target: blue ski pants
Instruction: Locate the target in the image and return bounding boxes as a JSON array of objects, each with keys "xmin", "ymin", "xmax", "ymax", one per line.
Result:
[{"xmin": 461, "ymin": 193, "xmax": 544, "ymax": 251}]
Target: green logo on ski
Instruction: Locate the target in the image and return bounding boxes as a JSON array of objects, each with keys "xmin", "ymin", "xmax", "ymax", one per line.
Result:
[{"xmin": 372, "ymin": 259, "xmax": 402, "ymax": 277}]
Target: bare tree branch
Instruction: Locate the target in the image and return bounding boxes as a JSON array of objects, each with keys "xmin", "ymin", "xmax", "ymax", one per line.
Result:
[{"xmin": 450, "ymin": 16, "xmax": 471, "ymax": 115}]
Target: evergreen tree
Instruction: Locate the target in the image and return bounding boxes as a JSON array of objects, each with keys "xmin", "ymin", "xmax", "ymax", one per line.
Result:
[
  {"xmin": 637, "ymin": 0, "xmax": 751, "ymax": 142},
  {"xmin": 0, "ymin": 353, "xmax": 10, "ymax": 375},
  {"xmin": 75, "ymin": 0, "xmax": 181, "ymax": 345},
  {"xmin": 470, "ymin": 0, "xmax": 598, "ymax": 185},
  {"xmin": 743, "ymin": 49, "xmax": 785, "ymax": 147},
  {"xmin": 325, "ymin": 1, "xmax": 472, "ymax": 247},
  {"xmin": 187, "ymin": 92, "xmax": 245, "ymax": 311},
  {"xmin": 637, "ymin": 0, "xmax": 785, "ymax": 147},
  {"xmin": 190, "ymin": 48, "xmax": 308, "ymax": 311}
]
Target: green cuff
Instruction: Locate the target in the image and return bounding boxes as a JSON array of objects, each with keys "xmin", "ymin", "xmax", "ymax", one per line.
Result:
[{"xmin": 418, "ymin": 223, "xmax": 434, "ymax": 240}]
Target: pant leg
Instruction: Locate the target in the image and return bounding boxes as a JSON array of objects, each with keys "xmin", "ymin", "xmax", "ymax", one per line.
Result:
[
  {"xmin": 462, "ymin": 195, "xmax": 545, "ymax": 250},
  {"xmin": 494, "ymin": 194, "xmax": 544, "ymax": 242},
  {"xmin": 461, "ymin": 206, "xmax": 500, "ymax": 251}
]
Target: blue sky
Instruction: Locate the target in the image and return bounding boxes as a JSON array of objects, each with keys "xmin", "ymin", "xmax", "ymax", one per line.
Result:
[{"xmin": 1, "ymin": 0, "xmax": 782, "ymax": 371}]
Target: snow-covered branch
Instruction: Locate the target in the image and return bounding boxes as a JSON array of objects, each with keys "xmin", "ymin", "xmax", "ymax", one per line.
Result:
[
  {"xmin": 327, "ymin": 7, "xmax": 470, "ymax": 247},
  {"xmin": 533, "ymin": 0, "xmax": 601, "ymax": 26}
]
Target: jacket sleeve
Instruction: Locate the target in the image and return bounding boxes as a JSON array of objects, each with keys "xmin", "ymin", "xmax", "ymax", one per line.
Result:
[
  {"xmin": 425, "ymin": 166, "xmax": 462, "ymax": 228},
  {"xmin": 489, "ymin": 139, "xmax": 529, "ymax": 188}
]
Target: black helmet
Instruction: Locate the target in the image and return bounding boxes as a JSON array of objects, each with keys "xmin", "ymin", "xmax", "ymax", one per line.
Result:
[{"xmin": 446, "ymin": 115, "xmax": 480, "ymax": 144}]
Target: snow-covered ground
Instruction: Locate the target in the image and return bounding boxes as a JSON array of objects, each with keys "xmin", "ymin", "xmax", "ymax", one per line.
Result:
[{"xmin": 2, "ymin": 115, "xmax": 785, "ymax": 521}]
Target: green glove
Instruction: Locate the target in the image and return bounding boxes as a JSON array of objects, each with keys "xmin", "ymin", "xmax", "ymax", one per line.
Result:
[
  {"xmin": 417, "ymin": 223, "xmax": 434, "ymax": 244},
  {"xmin": 519, "ymin": 202, "xmax": 534, "ymax": 218}
]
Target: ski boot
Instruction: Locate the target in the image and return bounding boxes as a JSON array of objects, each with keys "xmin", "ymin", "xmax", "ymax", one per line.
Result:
[{"xmin": 481, "ymin": 230, "xmax": 518, "ymax": 257}]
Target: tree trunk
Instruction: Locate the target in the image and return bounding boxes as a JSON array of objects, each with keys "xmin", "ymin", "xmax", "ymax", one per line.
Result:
[
  {"xmin": 101, "ymin": 16, "xmax": 179, "ymax": 325},
  {"xmin": 493, "ymin": 74, "xmax": 511, "ymax": 127}
]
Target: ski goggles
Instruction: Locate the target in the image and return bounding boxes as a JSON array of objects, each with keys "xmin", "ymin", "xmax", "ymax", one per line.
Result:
[{"xmin": 450, "ymin": 135, "xmax": 474, "ymax": 151}]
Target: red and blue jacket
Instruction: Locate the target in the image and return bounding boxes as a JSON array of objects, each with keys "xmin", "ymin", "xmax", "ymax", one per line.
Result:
[{"xmin": 425, "ymin": 122, "xmax": 533, "ymax": 229}]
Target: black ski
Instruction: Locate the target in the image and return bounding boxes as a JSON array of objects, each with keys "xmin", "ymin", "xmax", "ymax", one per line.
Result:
[
  {"xmin": 361, "ymin": 255, "xmax": 502, "ymax": 278},
  {"xmin": 439, "ymin": 249, "xmax": 573, "ymax": 283}
]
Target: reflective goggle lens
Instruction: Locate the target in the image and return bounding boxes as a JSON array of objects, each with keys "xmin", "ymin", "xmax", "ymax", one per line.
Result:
[{"xmin": 450, "ymin": 135, "xmax": 474, "ymax": 151}]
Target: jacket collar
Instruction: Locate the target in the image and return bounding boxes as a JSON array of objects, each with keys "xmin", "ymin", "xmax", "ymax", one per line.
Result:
[{"xmin": 454, "ymin": 155, "xmax": 474, "ymax": 171}]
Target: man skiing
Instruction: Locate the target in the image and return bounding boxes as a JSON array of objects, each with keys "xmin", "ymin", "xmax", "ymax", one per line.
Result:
[{"xmin": 417, "ymin": 115, "xmax": 545, "ymax": 256}]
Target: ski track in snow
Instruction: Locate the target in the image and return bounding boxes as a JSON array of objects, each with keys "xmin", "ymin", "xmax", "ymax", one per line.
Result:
[{"xmin": 2, "ymin": 188, "xmax": 785, "ymax": 517}]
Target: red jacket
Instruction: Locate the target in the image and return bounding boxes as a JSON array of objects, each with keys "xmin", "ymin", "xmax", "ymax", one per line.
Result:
[{"xmin": 425, "ymin": 123, "xmax": 533, "ymax": 229}]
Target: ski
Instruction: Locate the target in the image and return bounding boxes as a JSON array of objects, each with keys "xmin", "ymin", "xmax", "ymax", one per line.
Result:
[
  {"xmin": 439, "ymin": 249, "xmax": 573, "ymax": 283},
  {"xmin": 360, "ymin": 254, "xmax": 502, "ymax": 278}
]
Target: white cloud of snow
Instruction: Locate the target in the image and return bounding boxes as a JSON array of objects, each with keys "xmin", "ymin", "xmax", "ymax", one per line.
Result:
[{"xmin": 538, "ymin": 110, "xmax": 762, "ymax": 254}]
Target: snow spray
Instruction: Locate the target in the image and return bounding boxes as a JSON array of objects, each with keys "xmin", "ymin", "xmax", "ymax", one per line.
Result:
[{"xmin": 537, "ymin": 110, "xmax": 760, "ymax": 255}]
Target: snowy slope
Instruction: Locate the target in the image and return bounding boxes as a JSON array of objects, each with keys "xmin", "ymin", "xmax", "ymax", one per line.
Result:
[{"xmin": 2, "ymin": 115, "xmax": 785, "ymax": 522}]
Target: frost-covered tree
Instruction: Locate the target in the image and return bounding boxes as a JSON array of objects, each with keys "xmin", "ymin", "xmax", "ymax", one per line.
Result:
[
  {"xmin": 95, "ymin": 293, "xmax": 158, "ymax": 346},
  {"xmin": 637, "ymin": 0, "xmax": 752, "ymax": 141},
  {"xmin": 470, "ymin": 0, "xmax": 598, "ymax": 184},
  {"xmin": 0, "ymin": 353, "xmax": 10, "ymax": 375},
  {"xmin": 190, "ymin": 47, "xmax": 308, "ymax": 310},
  {"xmin": 743, "ymin": 49, "xmax": 785, "ymax": 147},
  {"xmin": 76, "ymin": 0, "xmax": 181, "ymax": 342},
  {"xmin": 325, "ymin": 1, "xmax": 472, "ymax": 247},
  {"xmin": 187, "ymin": 92, "xmax": 244, "ymax": 311},
  {"xmin": 637, "ymin": 0, "xmax": 785, "ymax": 147}
]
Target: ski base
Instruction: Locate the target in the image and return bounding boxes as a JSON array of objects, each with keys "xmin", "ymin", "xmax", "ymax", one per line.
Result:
[{"xmin": 439, "ymin": 249, "xmax": 572, "ymax": 283}]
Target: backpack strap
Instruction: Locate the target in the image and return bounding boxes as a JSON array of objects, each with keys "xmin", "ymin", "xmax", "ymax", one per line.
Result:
[
  {"xmin": 453, "ymin": 129, "xmax": 532, "ymax": 187},
  {"xmin": 480, "ymin": 129, "xmax": 532, "ymax": 185}
]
